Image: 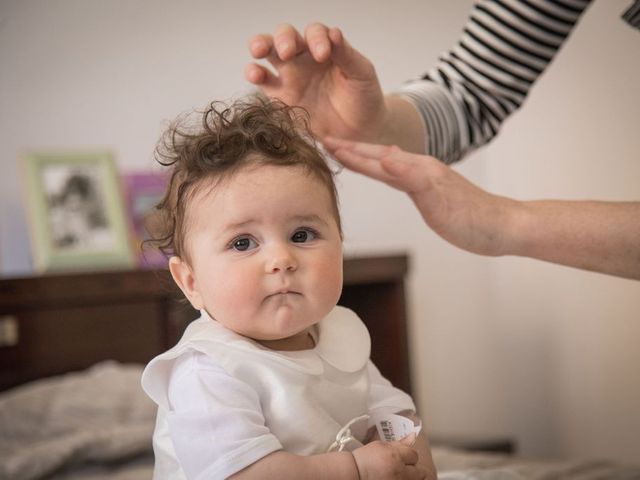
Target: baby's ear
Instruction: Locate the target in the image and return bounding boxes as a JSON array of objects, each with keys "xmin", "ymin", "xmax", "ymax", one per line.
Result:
[{"xmin": 169, "ymin": 256, "xmax": 204, "ymax": 310}]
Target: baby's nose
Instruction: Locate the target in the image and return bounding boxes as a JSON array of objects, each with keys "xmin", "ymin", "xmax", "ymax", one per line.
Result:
[{"xmin": 266, "ymin": 245, "xmax": 298, "ymax": 273}]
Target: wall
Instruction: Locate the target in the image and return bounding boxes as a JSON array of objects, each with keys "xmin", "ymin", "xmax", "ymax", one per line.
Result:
[
  {"xmin": 1, "ymin": 0, "xmax": 638, "ymax": 463},
  {"xmin": 479, "ymin": 1, "xmax": 640, "ymax": 460}
]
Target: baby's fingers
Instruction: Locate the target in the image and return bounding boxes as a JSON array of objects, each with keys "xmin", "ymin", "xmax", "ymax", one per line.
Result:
[
  {"xmin": 393, "ymin": 442, "xmax": 419, "ymax": 466},
  {"xmin": 408, "ymin": 465, "xmax": 429, "ymax": 480}
]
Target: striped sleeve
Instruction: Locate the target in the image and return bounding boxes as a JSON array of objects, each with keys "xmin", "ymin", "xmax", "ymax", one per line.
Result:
[
  {"xmin": 623, "ymin": 0, "xmax": 640, "ymax": 29},
  {"xmin": 397, "ymin": 0, "xmax": 592, "ymax": 164}
]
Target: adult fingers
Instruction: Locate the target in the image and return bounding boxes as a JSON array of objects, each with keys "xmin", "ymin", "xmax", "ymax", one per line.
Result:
[
  {"xmin": 325, "ymin": 137, "xmax": 398, "ymax": 160},
  {"xmin": 274, "ymin": 23, "xmax": 306, "ymax": 61},
  {"xmin": 247, "ymin": 34, "xmax": 285, "ymax": 79},
  {"xmin": 327, "ymin": 27, "xmax": 376, "ymax": 81},
  {"xmin": 248, "ymin": 33, "xmax": 275, "ymax": 59},
  {"xmin": 248, "ymin": 26, "xmax": 303, "ymax": 72},
  {"xmin": 328, "ymin": 144, "xmax": 397, "ymax": 186},
  {"xmin": 244, "ymin": 63, "xmax": 279, "ymax": 88},
  {"xmin": 324, "ymin": 138, "xmax": 420, "ymax": 191},
  {"xmin": 304, "ymin": 22, "xmax": 333, "ymax": 62},
  {"xmin": 379, "ymin": 152, "xmax": 430, "ymax": 194}
]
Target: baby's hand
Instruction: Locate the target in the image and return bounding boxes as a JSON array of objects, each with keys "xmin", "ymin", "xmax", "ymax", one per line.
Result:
[{"xmin": 351, "ymin": 439, "xmax": 427, "ymax": 480}]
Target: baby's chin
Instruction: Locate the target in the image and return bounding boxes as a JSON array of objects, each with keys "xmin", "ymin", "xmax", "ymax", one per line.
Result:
[
  {"xmin": 255, "ymin": 326, "xmax": 316, "ymax": 351},
  {"xmin": 220, "ymin": 301, "xmax": 331, "ymax": 344}
]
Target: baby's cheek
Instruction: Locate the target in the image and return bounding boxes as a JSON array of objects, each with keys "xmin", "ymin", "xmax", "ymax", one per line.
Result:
[
  {"xmin": 313, "ymin": 256, "xmax": 343, "ymax": 301},
  {"xmin": 205, "ymin": 277, "xmax": 241, "ymax": 312},
  {"xmin": 218, "ymin": 279, "xmax": 252, "ymax": 308}
]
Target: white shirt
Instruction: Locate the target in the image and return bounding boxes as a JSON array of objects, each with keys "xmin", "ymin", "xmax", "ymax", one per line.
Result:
[{"xmin": 141, "ymin": 306, "xmax": 415, "ymax": 480}]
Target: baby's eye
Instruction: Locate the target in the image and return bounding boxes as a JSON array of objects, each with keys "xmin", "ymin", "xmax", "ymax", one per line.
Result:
[
  {"xmin": 231, "ymin": 236, "xmax": 258, "ymax": 252},
  {"xmin": 291, "ymin": 229, "xmax": 317, "ymax": 243}
]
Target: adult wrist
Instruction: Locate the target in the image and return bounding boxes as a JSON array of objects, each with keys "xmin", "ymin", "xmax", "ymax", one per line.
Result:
[
  {"xmin": 500, "ymin": 197, "xmax": 530, "ymax": 257},
  {"xmin": 380, "ymin": 95, "xmax": 426, "ymax": 154}
]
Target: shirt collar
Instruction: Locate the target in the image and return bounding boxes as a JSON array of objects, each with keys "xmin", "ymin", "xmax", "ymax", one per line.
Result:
[{"xmin": 196, "ymin": 305, "xmax": 371, "ymax": 374}]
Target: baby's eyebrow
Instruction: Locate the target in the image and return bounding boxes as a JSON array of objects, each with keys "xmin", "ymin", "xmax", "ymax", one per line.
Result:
[
  {"xmin": 220, "ymin": 214, "xmax": 329, "ymax": 234},
  {"xmin": 221, "ymin": 219, "xmax": 257, "ymax": 234},
  {"xmin": 291, "ymin": 214, "xmax": 329, "ymax": 226}
]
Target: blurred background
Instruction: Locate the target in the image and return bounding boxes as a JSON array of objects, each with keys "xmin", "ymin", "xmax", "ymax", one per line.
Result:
[{"xmin": 1, "ymin": 0, "xmax": 639, "ymax": 463}]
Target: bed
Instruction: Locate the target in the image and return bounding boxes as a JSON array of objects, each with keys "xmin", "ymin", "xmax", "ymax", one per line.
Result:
[{"xmin": 1, "ymin": 254, "xmax": 638, "ymax": 480}]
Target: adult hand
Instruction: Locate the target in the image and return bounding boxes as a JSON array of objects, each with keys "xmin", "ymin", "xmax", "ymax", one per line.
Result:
[
  {"xmin": 245, "ymin": 23, "xmax": 388, "ymax": 143},
  {"xmin": 326, "ymin": 138, "xmax": 640, "ymax": 279},
  {"xmin": 324, "ymin": 137, "xmax": 516, "ymax": 257}
]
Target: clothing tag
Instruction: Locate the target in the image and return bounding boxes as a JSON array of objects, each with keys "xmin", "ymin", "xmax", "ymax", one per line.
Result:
[
  {"xmin": 327, "ymin": 411, "xmax": 422, "ymax": 452},
  {"xmin": 368, "ymin": 412, "xmax": 421, "ymax": 443}
]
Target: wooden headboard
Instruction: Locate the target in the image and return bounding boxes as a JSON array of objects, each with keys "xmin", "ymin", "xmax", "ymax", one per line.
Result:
[{"xmin": 0, "ymin": 254, "xmax": 411, "ymax": 393}]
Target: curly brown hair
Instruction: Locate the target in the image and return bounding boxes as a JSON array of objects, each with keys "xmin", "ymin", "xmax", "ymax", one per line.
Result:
[{"xmin": 150, "ymin": 96, "xmax": 341, "ymax": 261}]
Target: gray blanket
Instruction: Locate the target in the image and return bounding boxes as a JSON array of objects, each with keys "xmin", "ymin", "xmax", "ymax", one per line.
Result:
[{"xmin": 0, "ymin": 362, "xmax": 154, "ymax": 480}]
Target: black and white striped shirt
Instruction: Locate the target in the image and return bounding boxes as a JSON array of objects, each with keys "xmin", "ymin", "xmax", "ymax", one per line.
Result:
[{"xmin": 399, "ymin": 0, "xmax": 639, "ymax": 164}]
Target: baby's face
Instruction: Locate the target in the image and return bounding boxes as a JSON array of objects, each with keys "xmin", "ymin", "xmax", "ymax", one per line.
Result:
[{"xmin": 178, "ymin": 163, "xmax": 343, "ymax": 350}]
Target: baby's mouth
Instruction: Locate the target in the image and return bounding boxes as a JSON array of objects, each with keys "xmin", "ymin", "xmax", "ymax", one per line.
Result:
[{"xmin": 266, "ymin": 289, "xmax": 301, "ymax": 299}]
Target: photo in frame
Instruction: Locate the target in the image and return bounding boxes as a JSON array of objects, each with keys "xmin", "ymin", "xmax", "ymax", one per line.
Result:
[
  {"xmin": 122, "ymin": 172, "xmax": 169, "ymax": 269},
  {"xmin": 22, "ymin": 151, "xmax": 134, "ymax": 272}
]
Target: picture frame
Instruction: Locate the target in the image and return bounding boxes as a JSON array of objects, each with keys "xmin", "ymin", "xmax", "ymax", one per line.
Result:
[
  {"xmin": 22, "ymin": 151, "xmax": 134, "ymax": 272},
  {"xmin": 122, "ymin": 171, "xmax": 169, "ymax": 269}
]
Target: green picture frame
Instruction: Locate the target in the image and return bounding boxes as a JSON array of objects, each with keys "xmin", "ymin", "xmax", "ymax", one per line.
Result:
[{"xmin": 23, "ymin": 151, "xmax": 134, "ymax": 272}]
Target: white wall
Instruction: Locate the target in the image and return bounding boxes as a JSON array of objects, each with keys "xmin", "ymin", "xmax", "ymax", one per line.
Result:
[{"xmin": 1, "ymin": 0, "xmax": 639, "ymax": 463}]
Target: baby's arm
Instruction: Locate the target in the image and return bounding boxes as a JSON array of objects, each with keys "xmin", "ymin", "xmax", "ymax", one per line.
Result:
[
  {"xmin": 229, "ymin": 451, "xmax": 356, "ymax": 479},
  {"xmin": 230, "ymin": 441, "xmax": 428, "ymax": 480}
]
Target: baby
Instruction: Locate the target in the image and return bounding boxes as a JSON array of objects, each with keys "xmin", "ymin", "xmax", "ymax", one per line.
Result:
[{"xmin": 141, "ymin": 97, "xmax": 436, "ymax": 479}]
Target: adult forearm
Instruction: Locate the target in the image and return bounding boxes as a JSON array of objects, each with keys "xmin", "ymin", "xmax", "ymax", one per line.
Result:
[
  {"xmin": 507, "ymin": 200, "xmax": 640, "ymax": 280},
  {"xmin": 379, "ymin": 95, "xmax": 427, "ymax": 154}
]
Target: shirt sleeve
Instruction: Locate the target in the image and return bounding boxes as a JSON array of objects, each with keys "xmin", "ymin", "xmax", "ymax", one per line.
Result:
[
  {"xmin": 622, "ymin": 0, "xmax": 640, "ymax": 29},
  {"xmin": 366, "ymin": 361, "xmax": 416, "ymax": 414},
  {"xmin": 166, "ymin": 351, "xmax": 282, "ymax": 480},
  {"xmin": 396, "ymin": 0, "xmax": 592, "ymax": 164}
]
